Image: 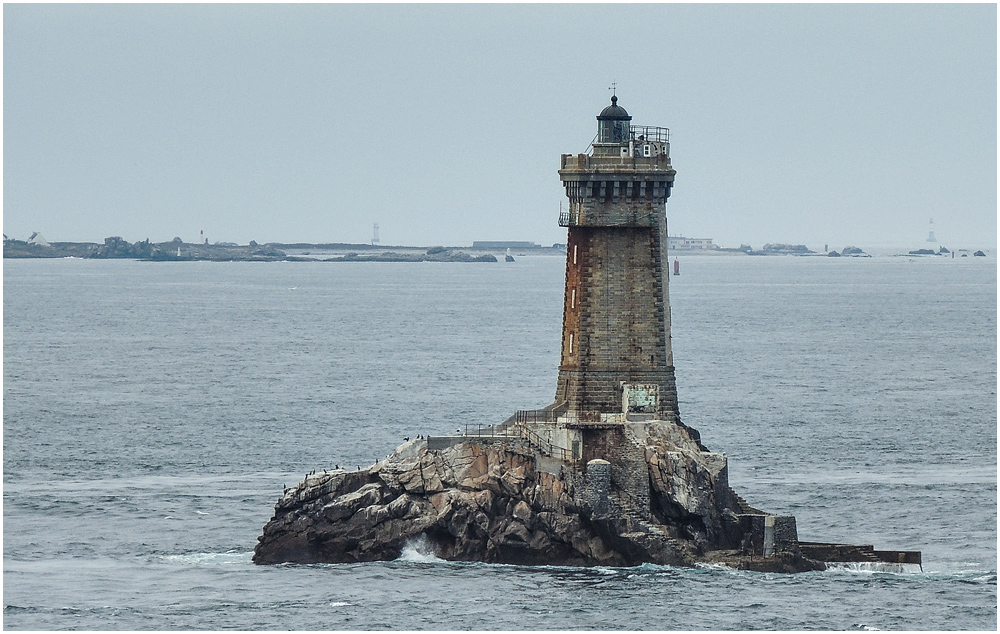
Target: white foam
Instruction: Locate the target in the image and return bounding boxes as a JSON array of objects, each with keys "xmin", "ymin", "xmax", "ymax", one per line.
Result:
[
  {"xmin": 162, "ymin": 551, "xmax": 253, "ymax": 565},
  {"xmin": 396, "ymin": 535, "xmax": 443, "ymax": 563},
  {"xmin": 824, "ymin": 561, "xmax": 923, "ymax": 575}
]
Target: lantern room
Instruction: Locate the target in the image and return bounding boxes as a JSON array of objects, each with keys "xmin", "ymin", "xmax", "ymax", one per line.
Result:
[{"xmin": 596, "ymin": 94, "xmax": 632, "ymax": 144}]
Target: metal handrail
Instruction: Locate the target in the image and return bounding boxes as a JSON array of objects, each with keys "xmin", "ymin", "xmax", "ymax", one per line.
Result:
[
  {"xmin": 630, "ymin": 125, "xmax": 669, "ymax": 143},
  {"xmin": 512, "ymin": 422, "xmax": 574, "ymax": 462},
  {"xmin": 461, "ymin": 422, "xmax": 507, "ymax": 438},
  {"xmin": 585, "ymin": 126, "xmax": 669, "ymax": 156},
  {"xmin": 458, "ymin": 421, "xmax": 574, "ymax": 462},
  {"xmin": 515, "ymin": 409, "xmax": 558, "ymax": 424},
  {"xmin": 460, "ymin": 408, "xmax": 576, "ymax": 462}
]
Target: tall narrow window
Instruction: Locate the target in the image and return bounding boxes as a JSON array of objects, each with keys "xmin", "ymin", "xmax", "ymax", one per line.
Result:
[
  {"xmin": 571, "ymin": 288, "xmax": 576, "ymax": 308},
  {"xmin": 573, "ymin": 245, "xmax": 578, "ymax": 265},
  {"xmin": 569, "ymin": 333, "xmax": 575, "ymax": 355}
]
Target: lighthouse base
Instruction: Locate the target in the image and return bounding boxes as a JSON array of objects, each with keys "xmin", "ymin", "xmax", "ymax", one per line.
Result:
[{"xmin": 555, "ymin": 366, "xmax": 681, "ymax": 424}]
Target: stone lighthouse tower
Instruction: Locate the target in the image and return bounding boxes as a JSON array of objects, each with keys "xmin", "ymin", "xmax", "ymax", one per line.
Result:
[{"xmin": 555, "ymin": 94, "xmax": 679, "ymax": 422}]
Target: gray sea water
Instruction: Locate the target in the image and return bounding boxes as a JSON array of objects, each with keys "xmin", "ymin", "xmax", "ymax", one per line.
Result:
[{"xmin": 3, "ymin": 254, "xmax": 997, "ymax": 630}]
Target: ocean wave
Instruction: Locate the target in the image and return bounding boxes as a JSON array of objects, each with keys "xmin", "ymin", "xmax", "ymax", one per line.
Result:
[
  {"xmin": 395, "ymin": 535, "xmax": 445, "ymax": 563},
  {"xmin": 161, "ymin": 551, "xmax": 253, "ymax": 565},
  {"xmin": 823, "ymin": 562, "xmax": 997, "ymax": 582},
  {"xmin": 824, "ymin": 561, "xmax": 924, "ymax": 575}
]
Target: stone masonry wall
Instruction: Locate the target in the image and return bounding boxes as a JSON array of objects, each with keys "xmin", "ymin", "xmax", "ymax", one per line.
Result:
[
  {"xmin": 556, "ymin": 221, "xmax": 679, "ymax": 421},
  {"xmin": 579, "ymin": 427, "xmax": 651, "ymax": 520}
]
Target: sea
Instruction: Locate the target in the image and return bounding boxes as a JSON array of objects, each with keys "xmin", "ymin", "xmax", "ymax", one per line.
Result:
[{"xmin": 3, "ymin": 252, "xmax": 996, "ymax": 630}]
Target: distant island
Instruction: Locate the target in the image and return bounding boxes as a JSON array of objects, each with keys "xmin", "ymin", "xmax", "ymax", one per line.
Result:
[
  {"xmin": 667, "ymin": 238, "xmax": 848, "ymax": 256},
  {"xmin": 2, "ymin": 235, "xmax": 570, "ymax": 263},
  {"xmin": 5, "ymin": 234, "xmax": 990, "ymax": 262}
]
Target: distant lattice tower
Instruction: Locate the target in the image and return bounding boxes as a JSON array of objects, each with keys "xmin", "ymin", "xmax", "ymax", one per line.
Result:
[{"xmin": 556, "ymin": 94, "xmax": 679, "ymax": 422}]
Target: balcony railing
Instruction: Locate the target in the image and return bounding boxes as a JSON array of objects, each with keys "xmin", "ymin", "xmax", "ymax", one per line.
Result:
[
  {"xmin": 630, "ymin": 125, "xmax": 669, "ymax": 143},
  {"xmin": 583, "ymin": 125, "xmax": 671, "ymax": 157}
]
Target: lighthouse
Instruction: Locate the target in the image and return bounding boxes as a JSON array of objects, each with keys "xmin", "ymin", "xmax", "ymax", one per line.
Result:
[{"xmin": 555, "ymin": 94, "xmax": 679, "ymax": 422}]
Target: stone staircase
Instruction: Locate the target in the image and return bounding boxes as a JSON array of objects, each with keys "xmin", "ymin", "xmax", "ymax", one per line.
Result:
[
  {"xmin": 798, "ymin": 542, "xmax": 884, "ymax": 563},
  {"xmin": 729, "ymin": 487, "xmax": 765, "ymax": 515}
]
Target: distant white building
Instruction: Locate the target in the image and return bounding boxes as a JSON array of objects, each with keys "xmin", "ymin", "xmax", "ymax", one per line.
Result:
[
  {"xmin": 667, "ymin": 236, "xmax": 716, "ymax": 250},
  {"xmin": 27, "ymin": 232, "xmax": 50, "ymax": 247}
]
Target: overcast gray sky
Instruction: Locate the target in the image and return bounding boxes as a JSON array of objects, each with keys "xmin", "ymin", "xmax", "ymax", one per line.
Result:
[{"xmin": 4, "ymin": 3, "xmax": 996, "ymax": 249}]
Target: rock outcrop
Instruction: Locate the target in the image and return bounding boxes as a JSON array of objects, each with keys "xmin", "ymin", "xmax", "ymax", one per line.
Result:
[
  {"xmin": 253, "ymin": 419, "xmax": 821, "ymax": 571},
  {"xmin": 757, "ymin": 243, "xmax": 815, "ymax": 255}
]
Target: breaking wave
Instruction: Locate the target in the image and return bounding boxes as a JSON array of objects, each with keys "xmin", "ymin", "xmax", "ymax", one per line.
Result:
[
  {"xmin": 396, "ymin": 535, "xmax": 444, "ymax": 563},
  {"xmin": 162, "ymin": 551, "xmax": 253, "ymax": 565}
]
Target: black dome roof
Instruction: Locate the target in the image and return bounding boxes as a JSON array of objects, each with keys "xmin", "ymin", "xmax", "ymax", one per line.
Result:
[{"xmin": 597, "ymin": 95, "xmax": 632, "ymax": 120}]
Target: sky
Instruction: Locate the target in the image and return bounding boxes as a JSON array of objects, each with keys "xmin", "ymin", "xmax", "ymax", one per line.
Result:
[{"xmin": 3, "ymin": 3, "xmax": 996, "ymax": 250}]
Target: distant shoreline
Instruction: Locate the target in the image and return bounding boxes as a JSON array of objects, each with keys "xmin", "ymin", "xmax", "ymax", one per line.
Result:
[
  {"xmin": 4, "ymin": 237, "xmax": 991, "ymax": 261},
  {"xmin": 2, "ymin": 237, "xmax": 567, "ymax": 262}
]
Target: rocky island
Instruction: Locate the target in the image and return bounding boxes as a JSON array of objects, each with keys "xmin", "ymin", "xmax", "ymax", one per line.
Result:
[
  {"xmin": 254, "ymin": 95, "xmax": 921, "ymax": 572},
  {"xmin": 254, "ymin": 414, "xmax": 823, "ymax": 572}
]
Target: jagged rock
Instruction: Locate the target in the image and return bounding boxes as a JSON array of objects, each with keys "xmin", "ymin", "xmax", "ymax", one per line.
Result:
[
  {"xmin": 89, "ymin": 236, "xmax": 154, "ymax": 259},
  {"xmin": 759, "ymin": 243, "xmax": 815, "ymax": 254},
  {"xmin": 253, "ymin": 420, "xmax": 816, "ymax": 570},
  {"xmin": 249, "ymin": 243, "xmax": 286, "ymax": 258}
]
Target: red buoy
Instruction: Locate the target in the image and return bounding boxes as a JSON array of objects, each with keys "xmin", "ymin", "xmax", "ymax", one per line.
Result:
[{"xmin": 673, "ymin": 258, "xmax": 680, "ymax": 276}]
